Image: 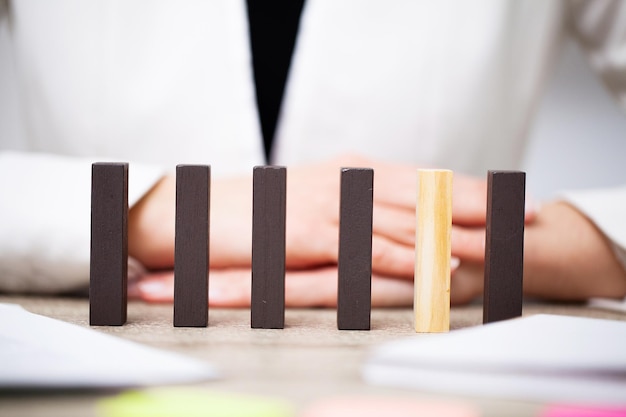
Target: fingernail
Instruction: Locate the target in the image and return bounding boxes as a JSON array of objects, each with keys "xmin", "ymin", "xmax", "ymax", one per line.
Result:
[
  {"xmin": 450, "ymin": 256, "xmax": 461, "ymax": 270},
  {"xmin": 208, "ymin": 287, "xmax": 223, "ymax": 301},
  {"xmin": 138, "ymin": 280, "xmax": 166, "ymax": 294}
]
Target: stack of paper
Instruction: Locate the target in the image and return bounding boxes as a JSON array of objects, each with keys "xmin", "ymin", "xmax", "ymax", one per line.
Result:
[
  {"xmin": 363, "ymin": 314, "xmax": 626, "ymax": 405},
  {"xmin": 0, "ymin": 303, "xmax": 218, "ymax": 389}
]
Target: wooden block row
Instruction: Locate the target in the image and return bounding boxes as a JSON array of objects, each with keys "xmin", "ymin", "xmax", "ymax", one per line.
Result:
[
  {"xmin": 89, "ymin": 164, "xmax": 374, "ymax": 329},
  {"xmin": 90, "ymin": 163, "xmax": 524, "ymax": 331}
]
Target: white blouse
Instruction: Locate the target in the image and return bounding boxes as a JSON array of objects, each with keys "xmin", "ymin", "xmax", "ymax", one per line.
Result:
[{"xmin": 0, "ymin": 0, "xmax": 625, "ymax": 296}]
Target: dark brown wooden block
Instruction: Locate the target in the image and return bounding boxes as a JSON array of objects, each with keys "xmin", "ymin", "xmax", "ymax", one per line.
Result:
[
  {"xmin": 251, "ymin": 166, "xmax": 287, "ymax": 329},
  {"xmin": 337, "ymin": 168, "xmax": 373, "ymax": 330},
  {"xmin": 174, "ymin": 165, "xmax": 210, "ymax": 327},
  {"xmin": 483, "ymin": 170, "xmax": 525, "ymax": 324},
  {"xmin": 90, "ymin": 163, "xmax": 129, "ymax": 326}
]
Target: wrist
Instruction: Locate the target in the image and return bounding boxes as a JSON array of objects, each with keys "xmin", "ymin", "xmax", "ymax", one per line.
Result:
[
  {"xmin": 523, "ymin": 202, "xmax": 626, "ymax": 300},
  {"xmin": 128, "ymin": 175, "xmax": 176, "ymax": 269}
]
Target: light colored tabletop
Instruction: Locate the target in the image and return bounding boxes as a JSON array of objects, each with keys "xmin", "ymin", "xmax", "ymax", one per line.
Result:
[{"xmin": 1, "ymin": 295, "xmax": 624, "ymax": 417}]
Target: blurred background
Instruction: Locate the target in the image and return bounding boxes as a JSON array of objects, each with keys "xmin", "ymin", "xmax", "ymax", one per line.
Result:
[{"xmin": 523, "ymin": 38, "xmax": 626, "ymax": 200}]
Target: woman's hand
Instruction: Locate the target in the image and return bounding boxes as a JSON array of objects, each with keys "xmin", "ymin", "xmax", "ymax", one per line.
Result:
[
  {"xmin": 449, "ymin": 201, "xmax": 626, "ymax": 304},
  {"xmin": 127, "ymin": 154, "xmax": 492, "ymax": 281},
  {"xmin": 126, "ymin": 154, "xmax": 529, "ymax": 307},
  {"xmin": 129, "ymin": 267, "xmax": 417, "ymax": 308}
]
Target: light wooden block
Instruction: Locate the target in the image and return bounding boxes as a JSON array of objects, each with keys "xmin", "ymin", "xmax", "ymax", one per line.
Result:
[{"xmin": 414, "ymin": 169, "xmax": 453, "ymax": 333}]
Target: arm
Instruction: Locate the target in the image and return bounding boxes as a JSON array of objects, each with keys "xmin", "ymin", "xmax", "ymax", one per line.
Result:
[
  {"xmin": 0, "ymin": 151, "xmax": 164, "ymax": 293},
  {"xmin": 451, "ymin": 198, "xmax": 626, "ymax": 304},
  {"xmin": 524, "ymin": 200, "xmax": 626, "ymax": 300}
]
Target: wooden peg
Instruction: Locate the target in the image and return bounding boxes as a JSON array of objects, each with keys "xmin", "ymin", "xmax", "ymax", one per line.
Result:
[
  {"xmin": 174, "ymin": 165, "xmax": 210, "ymax": 327},
  {"xmin": 414, "ymin": 169, "xmax": 452, "ymax": 333},
  {"xmin": 251, "ymin": 166, "xmax": 287, "ymax": 329},
  {"xmin": 337, "ymin": 168, "xmax": 373, "ymax": 331},
  {"xmin": 483, "ymin": 170, "xmax": 525, "ymax": 324},
  {"xmin": 90, "ymin": 162, "xmax": 129, "ymax": 326}
]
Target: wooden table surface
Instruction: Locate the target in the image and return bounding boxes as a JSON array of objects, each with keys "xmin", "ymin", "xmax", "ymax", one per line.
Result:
[{"xmin": 1, "ymin": 295, "xmax": 624, "ymax": 417}]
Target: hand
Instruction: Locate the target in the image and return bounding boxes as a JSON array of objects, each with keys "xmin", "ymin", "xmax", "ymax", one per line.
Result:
[
  {"xmin": 128, "ymin": 267, "xmax": 415, "ymax": 307},
  {"xmin": 283, "ymin": 155, "xmax": 493, "ymax": 280},
  {"xmin": 128, "ymin": 174, "xmax": 257, "ymax": 269},
  {"xmin": 449, "ymin": 201, "xmax": 626, "ymax": 303},
  {"xmin": 127, "ymin": 154, "xmax": 511, "ymax": 307},
  {"xmin": 128, "ymin": 154, "xmax": 492, "ymax": 281}
]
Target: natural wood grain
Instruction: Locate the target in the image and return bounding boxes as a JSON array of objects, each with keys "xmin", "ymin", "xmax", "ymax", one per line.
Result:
[
  {"xmin": 483, "ymin": 170, "xmax": 525, "ymax": 324},
  {"xmin": 90, "ymin": 162, "xmax": 128, "ymax": 326},
  {"xmin": 414, "ymin": 169, "xmax": 452, "ymax": 333},
  {"xmin": 337, "ymin": 168, "xmax": 373, "ymax": 331},
  {"xmin": 251, "ymin": 166, "xmax": 287, "ymax": 329},
  {"xmin": 174, "ymin": 165, "xmax": 210, "ymax": 327}
]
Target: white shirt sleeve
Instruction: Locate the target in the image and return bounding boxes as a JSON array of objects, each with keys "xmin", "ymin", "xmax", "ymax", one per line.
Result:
[{"xmin": 0, "ymin": 151, "xmax": 164, "ymax": 293}]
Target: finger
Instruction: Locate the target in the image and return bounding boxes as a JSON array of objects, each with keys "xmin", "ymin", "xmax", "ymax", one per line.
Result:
[
  {"xmin": 450, "ymin": 226, "xmax": 485, "ymax": 262},
  {"xmin": 133, "ymin": 269, "xmax": 251, "ymax": 306},
  {"xmin": 332, "ymin": 156, "xmax": 537, "ymax": 227},
  {"xmin": 133, "ymin": 266, "xmax": 416, "ymax": 308},
  {"xmin": 285, "ymin": 268, "xmax": 415, "ymax": 307},
  {"xmin": 375, "ymin": 167, "xmax": 488, "ymax": 226},
  {"xmin": 133, "ymin": 270, "xmax": 176, "ymax": 303},
  {"xmin": 450, "ymin": 256, "xmax": 461, "ymax": 273},
  {"xmin": 373, "ymin": 204, "xmax": 415, "ymax": 246},
  {"xmin": 207, "ymin": 267, "xmax": 415, "ymax": 308},
  {"xmin": 450, "ymin": 261, "xmax": 484, "ymax": 305},
  {"xmin": 452, "ymin": 176, "xmax": 488, "ymax": 226},
  {"xmin": 451, "ymin": 206, "xmax": 535, "ymax": 262},
  {"xmin": 207, "ymin": 267, "xmax": 337, "ymax": 308},
  {"xmin": 454, "ymin": 174, "xmax": 538, "ymax": 225},
  {"xmin": 285, "ymin": 219, "xmax": 338, "ymax": 269},
  {"xmin": 373, "ymin": 164, "xmax": 418, "ymax": 209},
  {"xmin": 288, "ymin": 204, "xmax": 417, "ymax": 273},
  {"xmin": 207, "ymin": 269, "xmax": 252, "ymax": 307},
  {"xmin": 371, "ymin": 275, "xmax": 414, "ymax": 307},
  {"xmin": 128, "ymin": 279, "xmax": 142, "ymax": 300},
  {"xmin": 371, "ymin": 234, "xmax": 415, "ymax": 279},
  {"xmin": 328, "ymin": 154, "xmax": 418, "ymax": 210}
]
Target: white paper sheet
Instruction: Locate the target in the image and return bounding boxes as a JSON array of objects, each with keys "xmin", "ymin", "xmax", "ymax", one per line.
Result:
[
  {"xmin": 363, "ymin": 314, "xmax": 626, "ymax": 405},
  {"xmin": 0, "ymin": 303, "xmax": 218, "ymax": 389}
]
